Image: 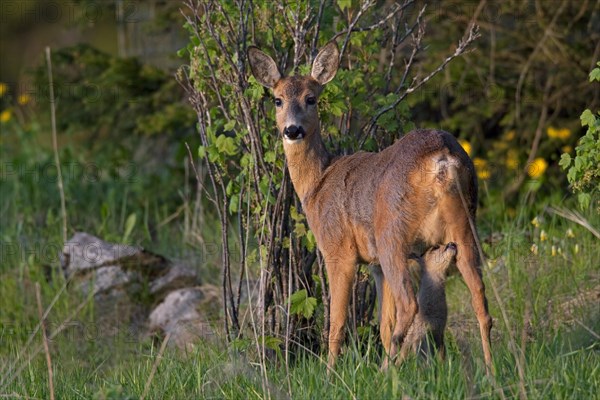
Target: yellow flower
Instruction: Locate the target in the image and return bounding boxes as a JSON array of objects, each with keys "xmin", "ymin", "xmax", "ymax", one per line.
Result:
[
  {"xmin": 561, "ymin": 145, "xmax": 572, "ymax": 154},
  {"xmin": 0, "ymin": 109, "xmax": 11, "ymax": 123},
  {"xmin": 459, "ymin": 140, "xmax": 472, "ymax": 156},
  {"xmin": 473, "ymin": 157, "xmax": 491, "ymax": 180},
  {"xmin": 506, "ymin": 150, "xmax": 519, "ymax": 170},
  {"xmin": 527, "ymin": 158, "xmax": 548, "ymax": 179},
  {"xmin": 574, "ymin": 244, "xmax": 579, "ymax": 254},
  {"xmin": 547, "ymin": 126, "xmax": 571, "ymax": 140},
  {"xmin": 551, "ymin": 245, "xmax": 557, "ymax": 257},
  {"xmin": 17, "ymin": 94, "xmax": 30, "ymax": 105},
  {"xmin": 0, "ymin": 83, "xmax": 7, "ymax": 97},
  {"xmin": 504, "ymin": 130, "xmax": 516, "ymax": 141},
  {"xmin": 540, "ymin": 230, "xmax": 548, "ymax": 241},
  {"xmin": 566, "ymin": 228, "xmax": 575, "ymax": 238},
  {"xmin": 530, "ymin": 244, "xmax": 538, "ymax": 255},
  {"xmin": 531, "ymin": 216, "xmax": 540, "ymax": 227}
]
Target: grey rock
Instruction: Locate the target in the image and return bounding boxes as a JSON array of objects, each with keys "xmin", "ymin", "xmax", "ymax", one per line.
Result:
[
  {"xmin": 60, "ymin": 232, "xmax": 207, "ymax": 345},
  {"xmin": 148, "ymin": 288, "xmax": 215, "ymax": 349},
  {"xmin": 150, "ymin": 262, "xmax": 199, "ymax": 299}
]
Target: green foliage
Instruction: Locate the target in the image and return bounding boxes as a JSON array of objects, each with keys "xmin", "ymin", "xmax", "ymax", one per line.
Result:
[
  {"xmin": 560, "ymin": 62, "xmax": 600, "ymax": 210},
  {"xmin": 410, "ymin": 1, "xmax": 598, "ymax": 200},
  {"xmin": 32, "ymin": 44, "xmax": 195, "ymax": 140},
  {"xmin": 288, "ymin": 289, "xmax": 318, "ymax": 319}
]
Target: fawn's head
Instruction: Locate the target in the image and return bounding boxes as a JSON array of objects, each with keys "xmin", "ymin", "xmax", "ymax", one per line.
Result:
[
  {"xmin": 248, "ymin": 42, "xmax": 339, "ymax": 144},
  {"xmin": 412, "ymin": 242, "xmax": 458, "ymax": 277}
]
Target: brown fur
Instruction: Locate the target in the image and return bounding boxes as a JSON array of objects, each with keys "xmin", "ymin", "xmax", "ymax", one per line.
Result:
[{"xmin": 248, "ymin": 41, "xmax": 492, "ymax": 371}]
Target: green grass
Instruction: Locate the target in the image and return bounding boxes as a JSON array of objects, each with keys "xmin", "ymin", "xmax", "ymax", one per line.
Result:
[{"xmin": 1, "ymin": 124, "xmax": 599, "ymax": 399}]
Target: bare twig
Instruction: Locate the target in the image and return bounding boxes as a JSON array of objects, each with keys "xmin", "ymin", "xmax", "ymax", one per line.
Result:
[
  {"xmin": 548, "ymin": 207, "xmax": 600, "ymax": 239},
  {"xmin": 35, "ymin": 284, "xmax": 55, "ymax": 400},
  {"xmin": 45, "ymin": 47, "xmax": 68, "ymax": 244},
  {"xmin": 365, "ymin": 21, "xmax": 480, "ymax": 135},
  {"xmin": 0, "ymin": 283, "xmax": 67, "ymax": 384},
  {"xmin": 2, "ymin": 290, "xmax": 94, "ymax": 390},
  {"xmin": 140, "ymin": 332, "xmax": 172, "ymax": 400}
]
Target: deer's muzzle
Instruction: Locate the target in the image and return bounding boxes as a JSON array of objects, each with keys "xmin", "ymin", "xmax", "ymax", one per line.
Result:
[{"xmin": 284, "ymin": 125, "xmax": 305, "ymax": 141}]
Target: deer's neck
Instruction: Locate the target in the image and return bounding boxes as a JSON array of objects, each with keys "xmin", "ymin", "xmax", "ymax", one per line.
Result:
[{"xmin": 283, "ymin": 131, "xmax": 331, "ymax": 202}]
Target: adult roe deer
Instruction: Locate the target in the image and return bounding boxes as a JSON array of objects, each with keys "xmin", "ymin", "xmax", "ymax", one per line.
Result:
[{"xmin": 247, "ymin": 41, "xmax": 492, "ymax": 370}]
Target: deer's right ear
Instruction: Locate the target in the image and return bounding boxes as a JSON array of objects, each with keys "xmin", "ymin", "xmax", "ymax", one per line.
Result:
[{"xmin": 248, "ymin": 46, "xmax": 281, "ymax": 88}]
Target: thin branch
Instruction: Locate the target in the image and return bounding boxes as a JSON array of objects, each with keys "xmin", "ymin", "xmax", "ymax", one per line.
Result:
[
  {"xmin": 46, "ymin": 47, "xmax": 68, "ymax": 244},
  {"xmin": 548, "ymin": 207, "xmax": 600, "ymax": 239},
  {"xmin": 140, "ymin": 332, "xmax": 172, "ymax": 400},
  {"xmin": 35, "ymin": 284, "xmax": 54, "ymax": 400}
]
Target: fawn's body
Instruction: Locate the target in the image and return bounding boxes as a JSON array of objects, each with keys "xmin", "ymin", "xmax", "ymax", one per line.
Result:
[
  {"xmin": 248, "ymin": 41, "xmax": 492, "ymax": 370},
  {"xmin": 400, "ymin": 243, "xmax": 457, "ymax": 360}
]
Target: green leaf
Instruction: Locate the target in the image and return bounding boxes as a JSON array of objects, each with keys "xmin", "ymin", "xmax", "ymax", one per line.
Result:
[
  {"xmin": 259, "ymin": 335, "xmax": 283, "ymax": 351},
  {"xmin": 589, "ymin": 67, "xmax": 600, "ymax": 82},
  {"xmin": 337, "ymin": 0, "xmax": 352, "ymax": 10},
  {"xmin": 290, "ymin": 206, "xmax": 305, "ymax": 222},
  {"xmin": 294, "ymin": 222, "xmax": 307, "ymax": 237},
  {"xmin": 197, "ymin": 145, "xmax": 206, "ymax": 159},
  {"xmin": 122, "ymin": 213, "xmax": 137, "ymax": 243},
  {"xmin": 264, "ymin": 151, "xmax": 276, "ymax": 164},
  {"xmin": 578, "ymin": 192, "xmax": 591, "ymax": 210},
  {"xmin": 229, "ymin": 194, "xmax": 239, "ymax": 214},
  {"xmin": 580, "ymin": 109, "xmax": 595, "ymax": 127},
  {"xmin": 288, "ymin": 289, "xmax": 318, "ymax": 319},
  {"xmin": 224, "ymin": 120, "xmax": 236, "ymax": 131},
  {"xmin": 559, "ymin": 153, "xmax": 571, "ymax": 170},
  {"xmin": 215, "ymin": 135, "xmax": 238, "ymax": 155}
]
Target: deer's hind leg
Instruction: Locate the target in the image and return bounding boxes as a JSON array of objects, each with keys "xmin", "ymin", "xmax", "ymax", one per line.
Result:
[{"xmin": 441, "ymin": 200, "xmax": 493, "ymax": 371}]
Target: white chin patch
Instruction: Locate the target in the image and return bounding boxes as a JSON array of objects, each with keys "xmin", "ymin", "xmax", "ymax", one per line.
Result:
[{"xmin": 284, "ymin": 134, "xmax": 304, "ymax": 144}]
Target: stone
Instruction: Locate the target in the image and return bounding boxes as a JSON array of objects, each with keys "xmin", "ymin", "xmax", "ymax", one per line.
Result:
[{"xmin": 148, "ymin": 288, "xmax": 216, "ymax": 350}]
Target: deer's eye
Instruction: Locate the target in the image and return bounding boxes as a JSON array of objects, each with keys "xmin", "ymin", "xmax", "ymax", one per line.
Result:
[
  {"xmin": 306, "ymin": 96, "xmax": 317, "ymax": 106},
  {"xmin": 274, "ymin": 98, "xmax": 283, "ymax": 107}
]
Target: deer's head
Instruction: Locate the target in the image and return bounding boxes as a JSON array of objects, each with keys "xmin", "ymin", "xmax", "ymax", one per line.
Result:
[{"xmin": 248, "ymin": 42, "xmax": 339, "ymax": 144}]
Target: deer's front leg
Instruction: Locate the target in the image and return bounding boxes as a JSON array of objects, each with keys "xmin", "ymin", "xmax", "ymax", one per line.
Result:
[{"xmin": 326, "ymin": 256, "xmax": 356, "ymax": 369}]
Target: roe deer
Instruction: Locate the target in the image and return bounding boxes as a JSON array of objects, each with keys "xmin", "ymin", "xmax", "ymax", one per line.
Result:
[
  {"xmin": 248, "ymin": 41, "xmax": 492, "ymax": 371},
  {"xmin": 400, "ymin": 242, "xmax": 457, "ymax": 361}
]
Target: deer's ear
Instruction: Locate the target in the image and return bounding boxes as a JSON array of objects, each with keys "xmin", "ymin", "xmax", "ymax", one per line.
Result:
[
  {"xmin": 248, "ymin": 46, "xmax": 281, "ymax": 88},
  {"xmin": 311, "ymin": 41, "xmax": 339, "ymax": 85}
]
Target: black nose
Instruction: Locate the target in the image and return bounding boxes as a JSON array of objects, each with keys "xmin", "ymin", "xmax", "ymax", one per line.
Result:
[{"xmin": 284, "ymin": 125, "xmax": 304, "ymax": 140}]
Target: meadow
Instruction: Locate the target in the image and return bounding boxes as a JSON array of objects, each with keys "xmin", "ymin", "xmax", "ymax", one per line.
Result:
[{"xmin": 1, "ymin": 1, "xmax": 599, "ymax": 399}]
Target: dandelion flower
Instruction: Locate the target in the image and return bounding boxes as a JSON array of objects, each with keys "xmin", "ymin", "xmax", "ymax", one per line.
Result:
[
  {"xmin": 540, "ymin": 230, "xmax": 548, "ymax": 241},
  {"xmin": 0, "ymin": 83, "xmax": 7, "ymax": 97},
  {"xmin": 531, "ymin": 217, "xmax": 540, "ymax": 227},
  {"xmin": 506, "ymin": 150, "xmax": 519, "ymax": 170},
  {"xmin": 530, "ymin": 244, "xmax": 538, "ymax": 255},
  {"xmin": 551, "ymin": 245, "xmax": 557, "ymax": 256},
  {"xmin": 459, "ymin": 140, "xmax": 472, "ymax": 156},
  {"xmin": 473, "ymin": 157, "xmax": 491, "ymax": 180},
  {"xmin": 17, "ymin": 94, "xmax": 30, "ymax": 105},
  {"xmin": 0, "ymin": 109, "xmax": 11, "ymax": 123},
  {"xmin": 527, "ymin": 158, "xmax": 548, "ymax": 179},
  {"xmin": 547, "ymin": 127, "xmax": 571, "ymax": 141}
]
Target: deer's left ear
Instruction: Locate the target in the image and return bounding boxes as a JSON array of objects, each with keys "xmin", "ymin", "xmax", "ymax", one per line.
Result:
[{"xmin": 311, "ymin": 41, "xmax": 339, "ymax": 85}]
